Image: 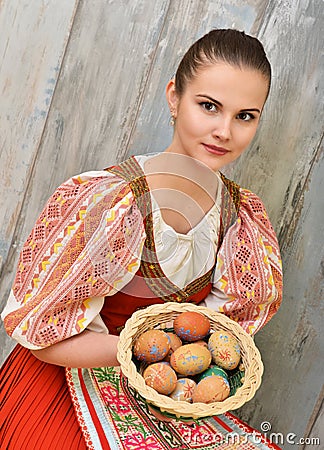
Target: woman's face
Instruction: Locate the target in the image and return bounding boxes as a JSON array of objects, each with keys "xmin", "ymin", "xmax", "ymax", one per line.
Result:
[{"xmin": 166, "ymin": 62, "xmax": 269, "ymax": 171}]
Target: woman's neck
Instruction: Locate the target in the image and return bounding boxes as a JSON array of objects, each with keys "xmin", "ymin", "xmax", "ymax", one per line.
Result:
[{"xmin": 142, "ymin": 152, "xmax": 221, "ymax": 234}]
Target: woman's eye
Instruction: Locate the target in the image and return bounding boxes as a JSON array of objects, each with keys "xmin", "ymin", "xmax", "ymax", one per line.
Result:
[
  {"xmin": 237, "ymin": 112, "xmax": 254, "ymax": 122},
  {"xmin": 200, "ymin": 102, "xmax": 217, "ymax": 112}
]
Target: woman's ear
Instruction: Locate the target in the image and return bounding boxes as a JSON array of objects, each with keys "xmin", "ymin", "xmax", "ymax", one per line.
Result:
[{"xmin": 166, "ymin": 79, "xmax": 179, "ymax": 118}]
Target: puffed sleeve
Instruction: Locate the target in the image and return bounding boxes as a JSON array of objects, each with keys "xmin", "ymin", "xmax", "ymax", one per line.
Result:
[
  {"xmin": 204, "ymin": 189, "xmax": 282, "ymax": 335},
  {"xmin": 1, "ymin": 170, "xmax": 146, "ymax": 349}
]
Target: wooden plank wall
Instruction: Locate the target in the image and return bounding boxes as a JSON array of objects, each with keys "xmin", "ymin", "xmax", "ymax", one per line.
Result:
[{"xmin": 0, "ymin": 0, "xmax": 323, "ymax": 447}]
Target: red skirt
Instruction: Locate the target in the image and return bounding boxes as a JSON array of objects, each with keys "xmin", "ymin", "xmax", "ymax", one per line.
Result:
[
  {"xmin": 1, "ymin": 345, "xmax": 281, "ymax": 450},
  {"xmin": 0, "ymin": 345, "xmax": 86, "ymax": 450}
]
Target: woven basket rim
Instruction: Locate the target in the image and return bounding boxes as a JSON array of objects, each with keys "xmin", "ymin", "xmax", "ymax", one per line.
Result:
[{"xmin": 117, "ymin": 302, "xmax": 263, "ymax": 419}]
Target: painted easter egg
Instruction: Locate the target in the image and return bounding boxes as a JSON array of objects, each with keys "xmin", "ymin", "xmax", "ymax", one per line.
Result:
[
  {"xmin": 164, "ymin": 332, "xmax": 183, "ymax": 362},
  {"xmin": 208, "ymin": 330, "xmax": 241, "ymax": 370},
  {"xmin": 133, "ymin": 329, "xmax": 170, "ymax": 363},
  {"xmin": 169, "ymin": 378, "xmax": 197, "ymax": 402},
  {"xmin": 174, "ymin": 311, "xmax": 210, "ymax": 342},
  {"xmin": 196, "ymin": 365, "xmax": 228, "ymax": 383},
  {"xmin": 170, "ymin": 343, "xmax": 212, "ymax": 376},
  {"xmin": 192, "ymin": 375, "xmax": 230, "ymax": 403},
  {"xmin": 143, "ymin": 362, "xmax": 177, "ymax": 395}
]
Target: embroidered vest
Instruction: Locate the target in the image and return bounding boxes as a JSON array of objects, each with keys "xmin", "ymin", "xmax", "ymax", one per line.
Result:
[{"xmin": 101, "ymin": 156, "xmax": 240, "ymax": 335}]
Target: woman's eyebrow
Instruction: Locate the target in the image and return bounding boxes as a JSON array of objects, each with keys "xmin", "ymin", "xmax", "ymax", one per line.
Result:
[
  {"xmin": 196, "ymin": 94, "xmax": 261, "ymax": 113},
  {"xmin": 239, "ymin": 107, "xmax": 261, "ymax": 113},
  {"xmin": 196, "ymin": 94, "xmax": 223, "ymax": 107}
]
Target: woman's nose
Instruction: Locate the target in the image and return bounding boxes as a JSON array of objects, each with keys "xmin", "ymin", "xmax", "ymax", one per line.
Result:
[{"xmin": 211, "ymin": 116, "xmax": 232, "ymax": 141}]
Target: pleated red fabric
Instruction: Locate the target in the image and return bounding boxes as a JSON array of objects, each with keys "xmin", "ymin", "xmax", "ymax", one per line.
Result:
[{"xmin": 0, "ymin": 345, "xmax": 87, "ymax": 450}]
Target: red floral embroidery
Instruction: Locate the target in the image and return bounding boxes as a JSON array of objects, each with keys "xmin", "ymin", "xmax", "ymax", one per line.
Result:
[{"xmin": 123, "ymin": 433, "xmax": 161, "ymax": 449}]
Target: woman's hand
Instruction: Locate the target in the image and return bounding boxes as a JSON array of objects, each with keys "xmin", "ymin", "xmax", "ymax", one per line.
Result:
[{"xmin": 31, "ymin": 330, "xmax": 119, "ymax": 368}]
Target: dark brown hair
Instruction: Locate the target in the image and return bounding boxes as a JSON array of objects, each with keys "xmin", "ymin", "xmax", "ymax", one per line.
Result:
[{"xmin": 175, "ymin": 29, "xmax": 271, "ymax": 97}]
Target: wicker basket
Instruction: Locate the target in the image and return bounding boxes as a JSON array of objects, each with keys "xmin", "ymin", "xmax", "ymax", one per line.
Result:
[{"xmin": 117, "ymin": 302, "xmax": 263, "ymax": 419}]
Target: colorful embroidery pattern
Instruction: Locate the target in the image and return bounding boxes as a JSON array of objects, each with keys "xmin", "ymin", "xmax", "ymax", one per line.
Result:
[
  {"xmin": 213, "ymin": 189, "xmax": 282, "ymax": 334},
  {"xmin": 67, "ymin": 366, "xmax": 281, "ymax": 450},
  {"xmin": 3, "ymin": 172, "xmax": 146, "ymax": 348}
]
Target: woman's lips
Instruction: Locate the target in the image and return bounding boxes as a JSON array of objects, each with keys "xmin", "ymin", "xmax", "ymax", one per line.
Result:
[{"xmin": 202, "ymin": 143, "xmax": 230, "ymax": 156}]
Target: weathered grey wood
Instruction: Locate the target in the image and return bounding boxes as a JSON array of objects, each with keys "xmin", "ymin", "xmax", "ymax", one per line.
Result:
[
  {"xmin": 231, "ymin": 0, "xmax": 324, "ymax": 229},
  {"xmin": 302, "ymin": 387, "xmax": 323, "ymax": 449},
  {"xmin": 0, "ymin": 0, "xmax": 79, "ymax": 274}
]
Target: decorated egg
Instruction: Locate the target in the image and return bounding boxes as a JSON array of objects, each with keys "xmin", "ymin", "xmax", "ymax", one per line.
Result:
[
  {"xmin": 196, "ymin": 365, "xmax": 228, "ymax": 383},
  {"xmin": 169, "ymin": 378, "xmax": 197, "ymax": 402},
  {"xmin": 143, "ymin": 362, "xmax": 177, "ymax": 395},
  {"xmin": 192, "ymin": 375, "xmax": 230, "ymax": 403},
  {"xmin": 174, "ymin": 311, "xmax": 210, "ymax": 342},
  {"xmin": 133, "ymin": 329, "xmax": 170, "ymax": 363},
  {"xmin": 208, "ymin": 330, "xmax": 241, "ymax": 370},
  {"xmin": 170, "ymin": 343, "xmax": 211, "ymax": 376},
  {"xmin": 164, "ymin": 332, "xmax": 183, "ymax": 362}
]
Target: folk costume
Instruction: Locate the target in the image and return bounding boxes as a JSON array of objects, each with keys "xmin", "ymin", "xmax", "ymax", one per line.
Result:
[{"xmin": 1, "ymin": 154, "xmax": 282, "ymax": 449}]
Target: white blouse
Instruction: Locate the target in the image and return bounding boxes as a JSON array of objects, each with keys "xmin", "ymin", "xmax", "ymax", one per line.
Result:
[{"xmin": 136, "ymin": 154, "xmax": 221, "ymax": 289}]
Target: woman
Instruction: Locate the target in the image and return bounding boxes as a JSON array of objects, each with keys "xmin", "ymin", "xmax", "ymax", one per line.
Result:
[{"xmin": 1, "ymin": 29, "xmax": 282, "ymax": 449}]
